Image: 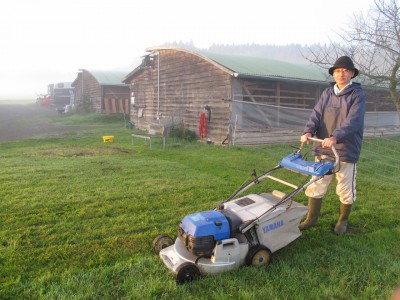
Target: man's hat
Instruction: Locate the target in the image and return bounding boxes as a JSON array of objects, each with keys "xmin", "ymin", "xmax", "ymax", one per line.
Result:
[{"xmin": 328, "ymin": 56, "xmax": 359, "ymax": 78}]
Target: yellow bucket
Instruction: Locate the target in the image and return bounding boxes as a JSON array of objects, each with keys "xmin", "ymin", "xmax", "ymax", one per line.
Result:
[{"xmin": 102, "ymin": 136, "xmax": 114, "ymax": 142}]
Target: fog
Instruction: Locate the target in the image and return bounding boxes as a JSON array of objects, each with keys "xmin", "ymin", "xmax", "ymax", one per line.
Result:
[{"xmin": 0, "ymin": 0, "xmax": 374, "ymax": 100}]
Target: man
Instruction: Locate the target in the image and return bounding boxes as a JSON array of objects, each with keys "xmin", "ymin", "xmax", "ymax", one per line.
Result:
[{"xmin": 299, "ymin": 56, "xmax": 366, "ymax": 234}]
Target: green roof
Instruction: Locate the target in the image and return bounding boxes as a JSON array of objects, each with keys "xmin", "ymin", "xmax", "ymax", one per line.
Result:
[
  {"xmin": 140, "ymin": 47, "xmax": 384, "ymax": 88},
  {"xmin": 87, "ymin": 70, "xmax": 129, "ymax": 86},
  {"xmin": 200, "ymin": 51, "xmax": 329, "ymax": 82}
]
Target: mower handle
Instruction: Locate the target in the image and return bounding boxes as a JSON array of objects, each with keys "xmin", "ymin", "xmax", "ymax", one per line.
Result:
[{"xmin": 305, "ymin": 136, "xmax": 339, "ymax": 168}]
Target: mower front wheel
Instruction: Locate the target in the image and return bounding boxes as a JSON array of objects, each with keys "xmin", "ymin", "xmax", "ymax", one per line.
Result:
[
  {"xmin": 245, "ymin": 245, "xmax": 271, "ymax": 267},
  {"xmin": 152, "ymin": 234, "xmax": 174, "ymax": 255},
  {"xmin": 175, "ymin": 262, "xmax": 201, "ymax": 284}
]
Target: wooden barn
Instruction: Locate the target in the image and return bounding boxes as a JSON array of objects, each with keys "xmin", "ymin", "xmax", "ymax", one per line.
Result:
[
  {"xmin": 123, "ymin": 47, "xmax": 397, "ymax": 145},
  {"xmin": 72, "ymin": 69, "xmax": 130, "ymax": 114}
]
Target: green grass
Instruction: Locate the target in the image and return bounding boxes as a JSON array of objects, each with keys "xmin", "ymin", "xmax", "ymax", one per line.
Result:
[
  {"xmin": 0, "ymin": 123, "xmax": 399, "ymax": 299},
  {"xmin": 50, "ymin": 112, "xmax": 128, "ymax": 126}
]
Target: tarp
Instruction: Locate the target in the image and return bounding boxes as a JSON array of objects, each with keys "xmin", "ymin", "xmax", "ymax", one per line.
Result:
[{"xmin": 231, "ymin": 100, "xmax": 399, "ymax": 130}]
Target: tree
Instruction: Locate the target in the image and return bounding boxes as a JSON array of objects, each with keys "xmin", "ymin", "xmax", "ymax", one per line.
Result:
[{"xmin": 306, "ymin": 0, "xmax": 400, "ymax": 115}]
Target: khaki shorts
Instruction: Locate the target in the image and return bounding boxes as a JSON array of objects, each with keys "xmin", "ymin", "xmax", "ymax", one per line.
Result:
[{"xmin": 305, "ymin": 161, "xmax": 357, "ymax": 204}]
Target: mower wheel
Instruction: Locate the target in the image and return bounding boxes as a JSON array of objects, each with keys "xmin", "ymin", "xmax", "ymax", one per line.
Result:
[
  {"xmin": 175, "ymin": 262, "xmax": 201, "ymax": 284},
  {"xmin": 245, "ymin": 245, "xmax": 271, "ymax": 267},
  {"xmin": 152, "ymin": 234, "xmax": 174, "ymax": 255}
]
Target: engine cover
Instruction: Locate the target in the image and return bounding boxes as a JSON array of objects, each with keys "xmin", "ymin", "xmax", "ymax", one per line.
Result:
[{"xmin": 178, "ymin": 210, "xmax": 230, "ymax": 256}]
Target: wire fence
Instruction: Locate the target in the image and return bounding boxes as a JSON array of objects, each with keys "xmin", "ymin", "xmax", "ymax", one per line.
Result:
[{"xmin": 358, "ymin": 135, "xmax": 400, "ymax": 187}]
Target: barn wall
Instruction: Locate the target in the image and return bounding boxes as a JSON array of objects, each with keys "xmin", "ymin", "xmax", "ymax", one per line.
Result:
[
  {"xmin": 73, "ymin": 71, "xmax": 101, "ymax": 113},
  {"xmin": 102, "ymin": 85, "xmax": 130, "ymax": 114},
  {"xmin": 364, "ymin": 88, "xmax": 396, "ymax": 111},
  {"xmin": 237, "ymin": 79, "xmax": 323, "ymax": 109},
  {"xmin": 234, "ymin": 76, "xmax": 395, "ymax": 112},
  {"xmin": 129, "ymin": 49, "xmax": 232, "ymax": 143},
  {"xmin": 85, "ymin": 72, "xmax": 102, "ymax": 113},
  {"xmin": 72, "ymin": 73, "xmax": 83, "ymax": 110}
]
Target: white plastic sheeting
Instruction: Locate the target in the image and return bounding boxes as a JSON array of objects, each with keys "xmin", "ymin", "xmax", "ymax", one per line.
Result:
[
  {"xmin": 231, "ymin": 100, "xmax": 399, "ymax": 130},
  {"xmin": 364, "ymin": 111, "xmax": 399, "ymax": 127}
]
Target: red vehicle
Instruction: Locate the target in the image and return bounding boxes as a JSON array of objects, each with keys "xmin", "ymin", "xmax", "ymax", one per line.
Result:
[{"xmin": 36, "ymin": 94, "xmax": 52, "ymax": 107}]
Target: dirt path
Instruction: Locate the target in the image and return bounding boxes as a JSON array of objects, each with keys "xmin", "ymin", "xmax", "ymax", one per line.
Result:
[{"xmin": 0, "ymin": 102, "xmax": 102, "ymax": 142}]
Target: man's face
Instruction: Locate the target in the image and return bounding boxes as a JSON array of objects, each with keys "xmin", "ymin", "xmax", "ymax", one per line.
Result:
[{"xmin": 333, "ymin": 68, "xmax": 354, "ymax": 88}]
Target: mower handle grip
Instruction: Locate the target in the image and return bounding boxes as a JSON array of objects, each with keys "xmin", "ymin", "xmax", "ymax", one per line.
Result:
[{"xmin": 306, "ymin": 136, "xmax": 339, "ymax": 168}]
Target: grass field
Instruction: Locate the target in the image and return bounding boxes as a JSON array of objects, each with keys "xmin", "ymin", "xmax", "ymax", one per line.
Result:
[{"xmin": 1, "ymin": 114, "xmax": 399, "ymax": 299}]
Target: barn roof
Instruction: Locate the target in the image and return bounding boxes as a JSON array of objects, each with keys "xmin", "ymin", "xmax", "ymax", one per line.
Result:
[
  {"xmin": 87, "ymin": 70, "xmax": 129, "ymax": 86},
  {"xmin": 144, "ymin": 46, "xmax": 329, "ymax": 83},
  {"xmin": 73, "ymin": 69, "xmax": 129, "ymax": 86},
  {"xmin": 122, "ymin": 66, "xmax": 143, "ymax": 84},
  {"xmin": 202, "ymin": 52, "xmax": 328, "ymax": 82}
]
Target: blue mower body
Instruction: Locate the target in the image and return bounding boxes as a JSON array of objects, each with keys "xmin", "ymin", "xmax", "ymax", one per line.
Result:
[{"xmin": 279, "ymin": 152, "xmax": 334, "ymax": 177}]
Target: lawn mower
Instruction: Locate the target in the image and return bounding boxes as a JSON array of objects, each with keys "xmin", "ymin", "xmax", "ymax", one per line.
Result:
[{"xmin": 152, "ymin": 137, "xmax": 338, "ymax": 284}]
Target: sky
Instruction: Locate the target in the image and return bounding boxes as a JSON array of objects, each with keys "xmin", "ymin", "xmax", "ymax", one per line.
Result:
[{"xmin": 0, "ymin": 0, "xmax": 375, "ymax": 100}]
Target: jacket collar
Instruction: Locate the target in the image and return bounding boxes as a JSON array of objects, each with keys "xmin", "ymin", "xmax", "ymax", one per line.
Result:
[{"xmin": 334, "ymin": 81, "xmax": 353, "ymax": 95}]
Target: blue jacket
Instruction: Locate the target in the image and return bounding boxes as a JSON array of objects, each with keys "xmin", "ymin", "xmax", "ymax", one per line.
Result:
[{"xmin": 304, "ymin": 82, "xmax": 366, "ymax": 163}]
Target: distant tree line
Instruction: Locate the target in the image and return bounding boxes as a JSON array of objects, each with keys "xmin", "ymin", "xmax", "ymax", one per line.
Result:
[{"xmin": 163, "ymin": 40, "xmax": 321, "ymax": 64}]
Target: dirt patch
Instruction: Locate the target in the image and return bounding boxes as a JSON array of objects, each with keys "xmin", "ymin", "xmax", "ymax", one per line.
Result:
[
  {"xmin": 0, "ymin": 102, "xmax": 105, "ymax": 142},
  {"xmin": 38, "ymin": 149, "xmax": 97, "ymax": 157},
  {"xmin": 31, "ymin": 147, "xmax": 136, "ymax": 158}
]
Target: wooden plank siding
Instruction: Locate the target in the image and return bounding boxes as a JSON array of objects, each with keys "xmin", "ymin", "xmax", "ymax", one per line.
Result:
[
  {"xmin": 128, "ymin": 49, "xmax": 232, "ymax": 143},
  {"xmin": 102, "ymin": 98, "xmax": 130, "ymax": 114},
  {"xmin": 72, "ymin": 71, "xmax": 103, "ymax": 113},
  {"xmin": 102, "ymin": 85, "xmax": 130, "ymax": 114}
]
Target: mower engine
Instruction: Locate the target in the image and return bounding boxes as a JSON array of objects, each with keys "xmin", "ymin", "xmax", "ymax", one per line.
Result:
[{"xmin": 178, "ymin": 210, "xmax": 230, "ymax": 256}]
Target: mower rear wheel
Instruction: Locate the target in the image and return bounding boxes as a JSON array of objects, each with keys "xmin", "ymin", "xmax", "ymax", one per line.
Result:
[
  {"xmin": 152, "ymin": 234, "xmax": 174, "ymax": 255},
  {"xmin": 245, "ymin": 245, "xmax": 271, "ymax": 267},
  {"xmin": 175, "ymin": 262, "xmax": 201, "ymax": 284}
]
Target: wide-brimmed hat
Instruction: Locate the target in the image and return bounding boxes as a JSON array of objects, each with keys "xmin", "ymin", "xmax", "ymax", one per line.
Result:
[{"xmin": 328, "ymin": 56, "xmax": 359, "ymax": 78}]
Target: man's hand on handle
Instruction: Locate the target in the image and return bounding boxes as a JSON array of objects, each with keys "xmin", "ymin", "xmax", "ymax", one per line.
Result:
[
  {"xmin": 322, "ymin": 136, "xmax": 337, "ymax": 148},
  {"xmin": 300, "ymin": 133, "xmax": 337, "ymax": 148},
  {"xmin": 300, "ymin": 133, "xmax": 312, "ymax": 143}
]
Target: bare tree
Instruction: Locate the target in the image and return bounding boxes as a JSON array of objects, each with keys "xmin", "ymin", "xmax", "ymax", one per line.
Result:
[{"xmin": 306, "ymin": 0, "xmax": 400, "ymax": 115}]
